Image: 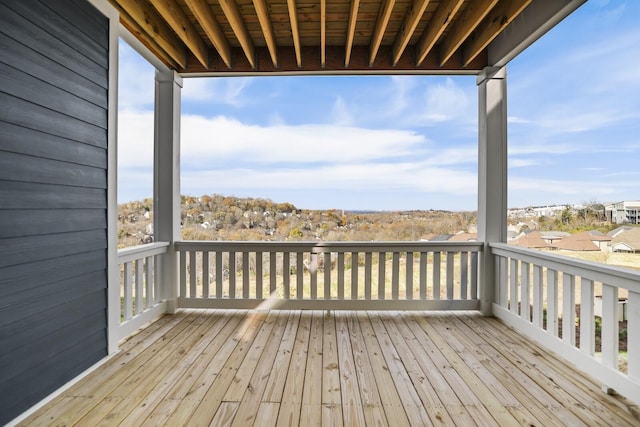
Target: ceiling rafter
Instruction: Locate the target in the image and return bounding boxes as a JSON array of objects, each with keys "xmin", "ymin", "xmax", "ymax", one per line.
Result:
[
  {"xmin": 369, "ymin": 0, "xmax": 395, "ymax": 66},
  {"xmin": 111, "ymin": 0, "xmax": 187, "ymax": 68},
  {"xmin": 463, "ymin": 0, "xmax": 533, "ymax": 67},
  {"xmin": 438, "ymin": 0, "xmax": 499, "ymax": 67},
  {"xmin": 287, "ymin": 0, "xmax": 302, "ymax": 67},
  {"xmin": 151, "ymin": 0, "xmax": 209, "ymax": 67},
  {"xmin": 118, "ymin": 13, "xmax": 179, "ymax": 68},
  {"xmin": 253, "ymin": 0, "xmax": 279, "ymax": 67},
  {"xmin": 415, "ymin": 0, "xmax": 464, "ymax": 66},
  {"xmin": 345, "ymin": 0, "xmax": 361, "ymax": 67},
  {"xmin": 320, "ymin": 0, "xmax": 326, "ymax": 67},
  {"xmin": 183, "ymin": 0, "xmax": 232, "ymax": 68},
  {"xmin": 218, "ymin": 0, "xmax": 257, "ymax": 68},
  {"xmin": 391, "ymin": 0, "xmax": 431, "ymax": 66}
]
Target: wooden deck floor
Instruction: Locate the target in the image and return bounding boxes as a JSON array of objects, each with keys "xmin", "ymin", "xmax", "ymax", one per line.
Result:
[{"xmin": 21, "ymin": 310, "xmax": 639, "ymax": 426}]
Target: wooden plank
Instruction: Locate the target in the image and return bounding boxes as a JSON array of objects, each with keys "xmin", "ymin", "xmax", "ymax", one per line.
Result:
[
  {"xmin": 224, "ymin": 311, "xmax": 279, "ymax": 401},
  {"xmin": 297, "ymin": 252, "xmax": 304, "ymax": 299},
  {"xmin": 243, "ymin": 251, "xmax": 250, "ymax": 299},
  {"xmin": 382, "ymin": 312, "xmax": 456, "ymax": 425},
  {"xmin": 270, "ymin": 252, "xmax": 277, "ymax": 295},
  {"xmin": 470, "ymin": 252, "xmax": 478, "ymax": 299},
  {"xmin": 324, "ymin": 253, "xmax": 332, "ymax": 299},
  {"xmin": 256, "ymin": 252, "xmax": 263, "ymax": 299},
  {"xmin": 357, "ymin": 312, "xmax": 411, "ymax": 426},
  {"xmin": 229, "ymin": 252, "xmax": 237, "ymax": 298},
  {"xmin": 369, "ymin": 312, "xmax": 433, "ymax": 426},
  {"xmin": 413, "ymin": 314, "xmax": 520, "ymax": 425},
  {"xmin": 135, "ymin": 259, "xmax": 143, "ymax": 315},
  {"xmin": 300, "ymin": 311, "xmax": 323, "ymax": 427},
  {"xmin": 322, "ymin": 311, "xmax": 341, "ymax": 406},
  {"xmin": 110, "ymin": 312, "xmax": 234, "ymax": 425},
  {"xmin": 521, "ymin": 262, "xmax": 530, "ymax": 322},
  {"xmin": 283, "ymin": 254, "xmax": 290, "ymax": 299},
  {"xmin": 202, "ymin": 251, "xmax": 209, "ymax": 298},
  {"xmin": 262, "ymin": 311, "xmax": 301, "ymax": 402},
  {"xmin": 460, "ymin": 251, "xmax": 468, "ymax": 300},
  {"xmin": 230, "ymin": 311, "xmax": 289, "ymax": 426},
  {"xmin": 143, "ymin": 311, "xmax": 244, "ymax": 425},
  {"xmin": 337, "ymin": 253, "xmax": 345, "ymax": 299},
  {"xmin": 405, "ymin": 314, "xmax": 499, "ymax": 425},
  {"xmin": 254, "ymin": 402, "xmax": 280, "ymax": 427},
  {"xmin": 310, "ymin": 254, "xmax": 318, "ymax": 299},
  {"xmin": 452, "ymin": 314, "xmax": 584, "ymax": 426},
  {"xmin": 177, "ymin": 311, "xmax": 268, "ymax": 425},
  {"xmin": 430, "ymin": 315, "xmax": 542, "ymax": 425},
  {"xmin": 30, "ymin": 311, "xmax": 202, "ymax": 426},
  {"xmin": 345, "ymin": 312, "xmax": 387, "ymax": 426},
  {"xmin": 211, "ymin": 402, "xmax": 239, "ymax": 425},
  {"xmin": 392, "ymin": 314, "xmax": 476, "ymax": 425},
  {"xmin": 465, "ymin": 315, "xmax": 638, "ymax": 426},
  {"xmin": 216, "ymin": 251, "xmax": 223, "ymax": 298},
  {"xmin": 179, "ymin": 251, "xmax": 187, "ymax": 298},
  {"xmin": 335, "ymin": 313, "xmax": 366, "ymax": 426},
  {"xmin": 601, "ymin": 284, "xmax": 619, "ymax": 370},
  {"xmin": 276, "ymin": 311, "xmax": 312, "ymax": 426}
]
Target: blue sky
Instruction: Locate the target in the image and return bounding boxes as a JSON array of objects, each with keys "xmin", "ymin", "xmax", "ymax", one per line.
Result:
[{"xmin": 117, "ymin": 0, "xmax": 639, "ymax": 211}]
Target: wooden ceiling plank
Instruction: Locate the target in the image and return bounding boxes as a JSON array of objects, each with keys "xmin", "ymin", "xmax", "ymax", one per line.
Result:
[
  {"xmin": 438, "ymin": 0, "xmax": 499, "ymax": 67},
  {"xmin": 345, "ymin": 0, "xmax": 361, "ymax": 66},
  {"xmin": 287, "ymin": 0, "xmax": 303, "ymax": 66},
  {"xmin": 218, "ymin": 0, "xmax": 257, "ymax": 68},
  {"xmin": 112, "ymin": 0, "xmax": 187, "ymax": 68},
  {"xmin": 415, "ymin": 0, "xmax": 464, "ymax": 66},
  {"xmin": 184, "ymin": 0, "xmax": 232, "ymax": 68},
  {"xmin": 391, "ymin": 0, "xmax": 431, "ymax": 66},
  {"xmin": 321, "ymin": 0, "xmax": 326, "ymax": 67},
  {"xmin": 253, "ymin": 0, "xmax": 279, "ymax": 67},
  {"xmin": 463, "ymin": 0, "xmax": 533, "ymax": 66},
  {"xmin": 119, "ymin": 13, "xmax": 179, "ymax": 68},
  {"xmin": 151, "ymin": 0, "xmax": 210, "ymax": 67},
  {"xmin": 368, "ymin": 0, "xmax": 395, "ymax": 66}
]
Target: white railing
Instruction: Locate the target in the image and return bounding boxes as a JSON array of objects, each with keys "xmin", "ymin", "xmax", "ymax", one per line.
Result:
[
  {"xmin": 117, "ymin": 242, "xmax": 169, "ymax": 338},
  {"xmin": 490, "ymin": 243, "xmax": 640, "ymax": 403},
  {"xmin": 174, "ymin": 241, "xmax": 482, "ymax": 310}
]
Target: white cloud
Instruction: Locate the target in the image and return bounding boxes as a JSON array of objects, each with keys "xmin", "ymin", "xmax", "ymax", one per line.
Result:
[
  {"xmin": 331, "ymin": 96, "xmax": 354, "ymax": 126},
  {"xmin": 118, "ymin": 41, "xmax": 155, "ymax": 111},
  {"xmin": 182, "ymin": 77, "xmax": 253, "ymax": 106},
  {"xmin": 422, "ymin": 78, "xmax": 472, "ymax": 122},
  {"xmin": 180, "ymin": 114, "xmax": 427, "ymax": 166}
]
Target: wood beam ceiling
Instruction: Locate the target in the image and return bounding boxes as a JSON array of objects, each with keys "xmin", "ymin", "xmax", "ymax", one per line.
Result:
[
  {"xmin": 253, "ymin": 0, "xmax": 279, "ymax": 67},
  {"xmin": 183, "ymin": 0, "xmax": 232, "ymax": 68},
  {"xmin": 152, "ymin": 0, "xmax": 209, "ymax": 67},
  {"xmin": 345, "ymin": 0, "xmax": 361, "ymax": 67},
  {"xmin": 321, "ymin": 0, "xmax": 326, "ymax": 67},
  {"xmin": 218, "ymin": 0, "xmax": 257, "ymax": 68},
  {"xmin": 369, "ymin": 0, "xmax": 395, "ymax": 66},
  {"xmin": 415, "ymin": 0, "xmax": 464, "ymax": 66},
  {"xmin": 438, "ymin": 0, "xmax": 499, "ymax": 67},
  {"xmin": 113, "ymin": 0, "xmax": 187, "ymax": 68},
  {"xmin": 391, "ymin": 0, "xmax": 431, "ymax": 66},
  {"xmin": 463, "ymin": 0, "xmax": 533, "ymax": 67},
  {"xmin": 287, "ymin": 0, "xmax": 303, "ymax": 67}
]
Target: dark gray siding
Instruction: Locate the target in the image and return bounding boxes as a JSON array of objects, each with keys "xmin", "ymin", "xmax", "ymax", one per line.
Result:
[{"xmin": 0, "ymin": 0, "xmax": 109, "ymax": 423}]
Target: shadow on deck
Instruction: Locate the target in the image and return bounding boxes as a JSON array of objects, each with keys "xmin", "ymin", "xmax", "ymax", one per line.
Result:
[{"xmin": 21, "ymin": 310, "xmax": 639, "ymax": 426}]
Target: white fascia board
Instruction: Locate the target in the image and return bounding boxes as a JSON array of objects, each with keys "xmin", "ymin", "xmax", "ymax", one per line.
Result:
[{"xmin": 487, "ymin": 0, "xmax": 587, "ymax": 68}]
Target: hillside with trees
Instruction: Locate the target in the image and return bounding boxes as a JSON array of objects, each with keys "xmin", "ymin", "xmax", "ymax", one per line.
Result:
[{"xmin": 118, "ymin": 194, "xmax": 475, "ymax": 247}]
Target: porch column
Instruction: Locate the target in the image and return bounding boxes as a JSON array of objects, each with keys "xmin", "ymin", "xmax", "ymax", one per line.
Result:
[
  {"xmin": 477, "ymin": 66, "xmax": 508, "ymax": 316},
  {"xmin": 154, "ymin": 70, "xmax": 182, "ymax": 313}
]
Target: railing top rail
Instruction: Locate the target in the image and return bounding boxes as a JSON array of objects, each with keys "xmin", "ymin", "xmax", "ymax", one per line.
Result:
[
  {"xmin": 117, "ymin": 241, "xmax": 170, "ymax": 264},
  {"xmin": 490, "ymin": 242, "xmax": 640, "ymax": 292},
  {"xmin": 174, "ymin": 240, "xmax": 483, "ymax": 253}
]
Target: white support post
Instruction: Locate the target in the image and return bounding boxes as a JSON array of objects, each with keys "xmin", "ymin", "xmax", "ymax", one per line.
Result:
[
  {"xmin": 477, "ymin": 66, "xmax": 508, "ymax": 316},
  {"xmin": 154, "ymin": 70, "xmax": 182, "ymax": 314}
]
